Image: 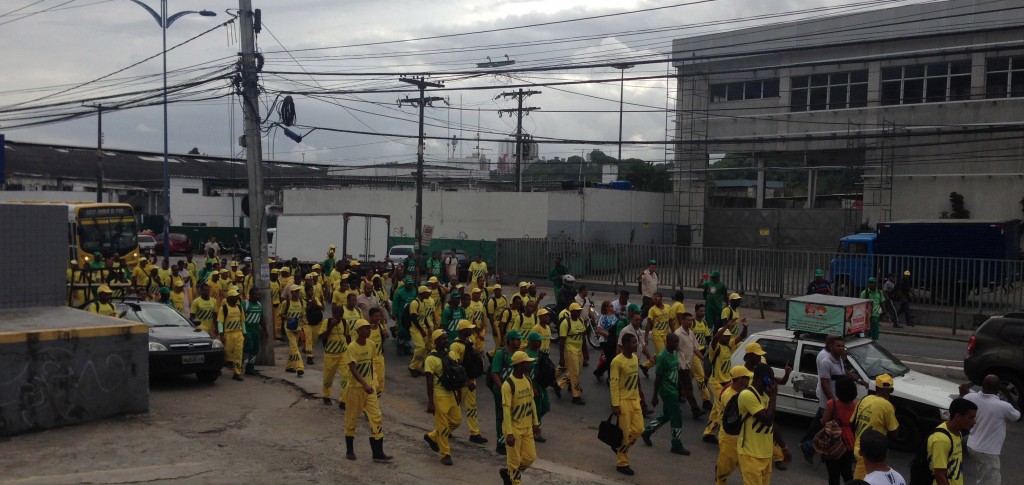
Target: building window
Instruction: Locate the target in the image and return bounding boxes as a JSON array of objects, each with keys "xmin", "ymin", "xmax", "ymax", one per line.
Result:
[
  {"xmin": 182, "ymin": 187, "xmax": 199, "ymax": 194},
  {"xmin": 790, "ymin": 70, "xmax": 868, "ymax": 112},
  {"xmin": 710, "ymin": 78, "xmax": 780, "ymax": 102},
  {"xmin": 985, "ymin": 56, "xmax": 1024, "ymax": 98},
  {"xmin": 880, "ymin": 60, "xmax": 971, "ymax": 105}
]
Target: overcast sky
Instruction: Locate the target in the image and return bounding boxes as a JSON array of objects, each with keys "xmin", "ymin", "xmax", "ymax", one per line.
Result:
[{"xmin": 0, "ymin": 0, "xmax": 928, "ymax": 167}]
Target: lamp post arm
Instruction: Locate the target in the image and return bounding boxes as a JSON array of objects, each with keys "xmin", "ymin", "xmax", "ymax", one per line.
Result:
[
  {"xmin": 166, "ymin": 10, "xmax": 203, "ymax": 28},
  {"xmin": 127, "ymin": 0, "xmax": 163, "ymax": 27}
]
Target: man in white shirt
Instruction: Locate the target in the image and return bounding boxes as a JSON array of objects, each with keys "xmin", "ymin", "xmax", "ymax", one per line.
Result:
[
  {"xmin": 673, "ymin": 312, "xmax": 706, "ymax": 419},
  {"xmin": 444, "ymin": 249, "xmax": 459, "ymax": 285},
  {"xmin": 859, "ymin": 429, "xmax": 906, "ymax": 485},
  {"xmin": 637, "ymin": 260, "xmax": 659, "ymax": 318},
  {"xmin": 960, "ymin": 374, "xmax": 1022, "ymax": 485}
]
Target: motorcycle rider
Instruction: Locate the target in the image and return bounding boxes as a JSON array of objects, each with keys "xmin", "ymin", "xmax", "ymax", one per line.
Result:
[{"xmin": 556, "ymin": 275, "xmax": 577, "ymax": 315}]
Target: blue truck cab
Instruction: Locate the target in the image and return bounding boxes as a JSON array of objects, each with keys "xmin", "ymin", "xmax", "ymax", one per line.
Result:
[{"xmin": 830, "ymin": 232, "xmax": 878, "ymax": 295}]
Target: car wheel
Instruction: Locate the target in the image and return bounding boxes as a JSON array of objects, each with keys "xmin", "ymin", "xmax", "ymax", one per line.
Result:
[
  {"xmin": 197, "ymin": 369, "xmax": 221, "ymax": 383},
  {"xmin": 890, "ymin": 410, "xmax": 921, "ymax": 452},
  {"xmin": 997, "ymin": 372, "xmax": 1023, "ymax": 408}
]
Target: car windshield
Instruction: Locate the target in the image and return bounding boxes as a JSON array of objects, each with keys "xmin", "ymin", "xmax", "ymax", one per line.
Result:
[
  {"xmin": 123, "ymin": 304, "xmax": 193, "ymax": 328},
  {"xmin": 847, "ymin": 341, "xmax": 910, "ymax": 378},
  {"xmin": 139, "ymin": 236, "xmax": 155, "ymax": 243},
  {"xmin": 390, "ymin": 247, "xmax": 412, "ymax": 256}
]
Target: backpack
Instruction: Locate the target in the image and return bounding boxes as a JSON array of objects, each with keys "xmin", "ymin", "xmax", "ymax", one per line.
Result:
[
  {"xmin": 433, "ymin": 350, "xmax": 468, "ymax": 391},
  {"xmin": 283, "ymin": 300, "xmax": 300, "ymax": 331},
  {"xmin": 305, "ymin": 299, "xmax": 323, "ymax": 325},
  {"xmin": 460, "ymin": 340, "xmax": 485, "ymax": 379},
  {"xmin": 909, "ymin": 427, "xmax": 954, "ymax": 485},
  {"xmin": 721, "ymin": 388, "xmax": 749, "ymax": 436},
  {"xmin": 534, "ymin": 352, "xmax": 557, "ymax": 389}
]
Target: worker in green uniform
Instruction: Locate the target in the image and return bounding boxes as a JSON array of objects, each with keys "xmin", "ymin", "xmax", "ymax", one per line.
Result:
[
  {"xmin": 641, "ymin": 332, "xmax": 690, "ymax": 455},
  {"xmin": 860, "ymin": 277, "xmax": 886, "ymax": 341},
  {"xmin": 702, "ymin": 271, "xmax": 728, "ymax": 333},
  {"xmin": 241, "ymin": 288, "xmax": 263, "ymax": 376}
]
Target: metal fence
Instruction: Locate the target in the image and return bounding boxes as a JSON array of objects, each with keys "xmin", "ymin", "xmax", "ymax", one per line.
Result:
[{"xmin": 496, "ymin": 238, "xmax": 1024, "ymax": 313}]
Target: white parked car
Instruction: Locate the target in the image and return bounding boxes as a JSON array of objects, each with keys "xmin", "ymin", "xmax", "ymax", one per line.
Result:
[
  {"xmin": 137, "ymin": 234, "xmax": 156, "ymax": 253},
  {"xmin": 387, "ymin": 245, "xmax": 414, "ymax": 265},
  {"xmin": 730, "ymin": 329, "xmax": 959, "ymax": 451}
]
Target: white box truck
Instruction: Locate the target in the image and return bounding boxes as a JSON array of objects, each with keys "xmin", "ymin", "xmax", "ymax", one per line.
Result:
[{"xmin": 274, "ymin": 213, "xmax": 391, "ymax": 271}]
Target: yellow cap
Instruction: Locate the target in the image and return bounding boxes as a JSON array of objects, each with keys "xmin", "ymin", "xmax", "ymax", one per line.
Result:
[
  {"xmin": 271, "ymin": 268, "xmax": 280, "ymax": 274},
  {"xmin": 70, "ymin": 259, "xmax": 78, "ymax": 264},
  {"xmin": 471, "ymin": 288, "xmax": 482, "ymax": 294},
  {"xmin": 511, "ymin": 351, "xmax": 536, "ymax": 365},
  {"xmin": 428, "ymin": 276, "xmax": 439, "ymax": 283},
  {"xmin": 173, "ymin": 279, "xmax": 184, "ymax": 288},
  {"xmin": 730, "ymin": 365, "xmax": 753, "ymax": 380},
  {"xmin": 537, "ymin": 308, "xmax": 550, "ymax": 317},
  {"xmin": 457, "ymin": 319, "xmax": 475, "ymax": 331},
  {"xmin": 306, "ymin": 272, "xmax": 317, "ymax": 278},
  {"xmin": 350, "ymin": 260, "xmax": 360, "ymax": 267},
  {"xmin": 287, "ymin": 284, "xmax": 301, "ymax": 293},
  {"xmin": 903, "ymin": 270, "xmax": 911, "ymax": 276},
  {"xmin": 230, "ymin": 261, "xmax": 238, "ymax": 266},
  {"xmin": 280, "ymin": 267, "xmax": 291, "ymax": 273},
  {"xmin": 456, "ymin": 284, "xmax": 465, "ymax": 290},
  {"xmin": 492, "ymin": 284, "xmax": 502, "ymax": 291},
  {"xmin": 372, "ymin": 274, "xmax": 382, "ymax": 280},
  {"xmin": 354, "ymin": 319, "xmax": 371, "ymax": 330},
  {"xmin": 418, "ymin": 285, "xmax": 430, "ymax": 294},
  {"xmin": 729, "ymin": 292, "xmax": 742, "ymax": 300},
  {"xmin": 568, "ymin": 302, "xmax": 583, "ymax": 311},
  {"xmin": 328, "ymin": 245, "xmax": 336, "ymax": 249},
  {"xmin": 721, "ymin": 328, "xmax": 732, "ymax": 336},
  {"xmin": 875, "ymin": 374, "xmax": 895, "ymax": 390},
  {"xmin": 312, "ymin": 264, "xmax": 321, "ymax": 269},
  {"xmin": 744, "ymin": 342, "xmax": 767, "ymax": 356},
  {"xmin": 227, "ymin": 289, "xmax": 240, "ymax": 297},
  {"xmin": 220, "ymin": 269, "xmax": 230, "ymax": 274},
  {"xmin": 97, "ymin": 285, "xmax": 113, "ymax": 294},
  {"xmin": 431, "ymin": 329, "xmax": 446, "ymax": 341},
  {"xmin": 519, "ymin": 281, "xmax": 529, "ymax": 288}
]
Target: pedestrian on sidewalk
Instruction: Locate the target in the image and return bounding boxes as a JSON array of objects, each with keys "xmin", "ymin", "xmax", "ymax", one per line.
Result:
[
  {"xmin": 499, "ymin": 351, "xmax": 540, "ymax": 485},
  {"xmin": 895, "ymin": 271, "xmax": 915, "ymax": 327},
  {"xmin": 610, "ymin": 332, "xmax": 647, "ymax": 476},
  {"xmin": 637, "ymin": 259, "xmax": 659, "ymax": 319},
  {"xmin": 807, "ymin": 269, "xmax": 833, "ymax": 295},
  {"xmin": 641, "ymin": 332, "xmax": 691, "ymax": 455},
  {"xmin": 861, "ymin": 277, "xmax": 891, "ymax": 341},
  {"xmin": 960, "ymin": 375, "xmax": 1022, "ymax": 485}
]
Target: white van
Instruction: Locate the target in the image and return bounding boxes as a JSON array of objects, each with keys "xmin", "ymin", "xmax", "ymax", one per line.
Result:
[{"xmin": 387, "ymin": 245, "xmax": 415, "ymax": 265}]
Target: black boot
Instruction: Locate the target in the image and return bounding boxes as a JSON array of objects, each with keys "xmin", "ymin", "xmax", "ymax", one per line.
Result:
[
  {"xmin": 370, "ymin": 438, "xmax": 393, "ymax": 462},
  {"xmin": 345, "ymin": 436, "xmax": 356, "ymax": 460}
]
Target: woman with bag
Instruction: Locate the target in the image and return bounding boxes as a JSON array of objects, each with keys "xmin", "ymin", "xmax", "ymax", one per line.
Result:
[{"xmin": 818, "ymin": 379, "xmax": 859, "ymax": 484}]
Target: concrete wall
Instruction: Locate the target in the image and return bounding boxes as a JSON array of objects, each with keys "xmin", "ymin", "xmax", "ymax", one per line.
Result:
[
  {"xmin": 0, "ymin": 307, "xmax": 149, "ymax": 437},
  {"xmin": 0, "ymin": 204, "xmax": 67, "ymax": 309},
  {"xmin": 0, "ymin": 190, "xmax": 116, "ymax": 203},
  {"xmin": 283, "ymin": 187, "xmax": 669, "ymax": 244}
]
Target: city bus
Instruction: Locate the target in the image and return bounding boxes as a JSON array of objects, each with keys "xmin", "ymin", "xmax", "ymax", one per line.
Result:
[{"xmin": 67, "ymin": 202, "xmax": 141, "ymax": 267}]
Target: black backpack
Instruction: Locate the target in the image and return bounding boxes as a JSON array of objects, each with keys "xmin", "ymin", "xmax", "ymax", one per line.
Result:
[
  {"xmin": 305, "ymin": 300, "xmax": 323, "ymax": 325},
  {"xmin": 534, "ymin": 352, "xmax": 557, "ymax": 389},
  {"xmin": 433, "ymin": 350, "xmax": 468, "ymax": 391},
  {"xmin": 460, "ymin": 340, "xmax": 485, "ymax": 379},
  {"xmin": 909, "ymin": 427, "xmax": 954, "ymax": 485},
  {"xmin": 721, "ymin": 388, "xmax": 748, "ymax": 436}
]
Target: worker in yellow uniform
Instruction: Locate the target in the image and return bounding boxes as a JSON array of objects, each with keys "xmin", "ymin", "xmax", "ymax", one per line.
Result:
[
  {"xmin": 610, "ymin": 332, "xmax": 647, "ymax": 476},
  {"xmin": 851, "ymin": 374, "xmax": 900, "ymax": 479},
  {"xmin": 278, "ymin": 266, "xmax": 294, "ymax": 290},
  {"xmin": 703, "ymin": 322, "xmax": 748, "ymax": 442},
  {"xmin": 280, "ymin": 284, "xmax": 305, "ymax": 377},
  {"xmin": 367, "ymin": 307, "xmax": 388, "ymax": 396},
  {"xmin": 302, "ymin": 284, "xmax": 325, "ymax": 365},
  {"xmin": 67, "ymin": 260, "xmax": 87, "ymax": 307},
  {"xmin": 736, "ymin": 364, "xmax": 791, "ymax": 485},
  {"xmin": 343, "ymin": 319, "xmax": 393, "ymax": 462},
  {"xmin": 533, "ymin": 309, "xmax": 552, "ymax": 353},
  {"xmin": 269, "ymin": 269, "xmax": 283, "ymax": 340},
  {"xmin": 450, "ymin": 320, "xmax": 488, "ymax": 445},
  {"xmin": 468, "ymin": 255, "xmax": 488, "ymax": 289},
  {"xmin": 555, "ymin": 303, "xmax": 587, "ymax": 405},
  {"xmin": 169, "ymin": 280, "xmax": 187, "ymax": 314},
  {"xmin": 499, "ymin": 351, "xmax": 539, "ymax": 485},
  {"xmin": 645, "ymin": 292, "xmax": 672, "ymax": 366},
  {"xmin": 514, "ymin": 301, "xmax": 538, "ymax": 349},
  {"xmin": 190, "ymin": 284, "xmax": 218, "ymax": 337},
  {"xmin": 669, "ymin": 291, "xmax": 687, "ymax": 332},
  {"xmin": 87, "ymin": 285, "xmax": 122, "ymax": 317},
  {"xmin": 466, "ymin": 288, "xmax": 488, "ymax": 349},
  {"xmin": 486, "ymin": 284, "xmax": 509, "ymax": 354},
  {"xmin": 692, "ymin": 304, "xmax": 713, "ymax": 408},
  {"xmin": 408, "ymin": 286, "xmax": 432, "ymax": 376},
  {"xmin": 218, "ymin": 289, "xmax": 246, "ymax": 381},
  {"xmin": 715, "ymin": 365, "xmax": 753, "ymax": 484},
  {"xmin": 423, "ymin": 329, "xmax": 461, "ymax": 466},
  {"xmin": 319, "ymin": 311, "xmax": 349, "ymax": 407}
]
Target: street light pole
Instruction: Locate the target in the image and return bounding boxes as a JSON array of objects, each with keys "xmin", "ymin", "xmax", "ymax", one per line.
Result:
[
  {"xmin": 128, "ymin": 0, "xmax": 215, "ymax": 261},
  {"xmin": 612, "ymin": 64, "xmax": 635, "ymax": 163}
]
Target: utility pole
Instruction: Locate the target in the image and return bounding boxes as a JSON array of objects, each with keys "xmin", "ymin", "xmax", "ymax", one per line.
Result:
[
  {"xmin": 237, "ymin": 0, "xmax": 274, "ymax": 366},
  {"xmin": 496, "ymin": 89, "xmax": 540, "ymax": 192},
  {"xmin": 611, "ymin": 64, "xmax": 635, "ymax": 163},
  {"xmin": 398, "ymin": 77, "xmax": 445, "ymax": 260},
  {"xmin": 84, "ymin": 104, "xmax": 110, "ymax": 202}
]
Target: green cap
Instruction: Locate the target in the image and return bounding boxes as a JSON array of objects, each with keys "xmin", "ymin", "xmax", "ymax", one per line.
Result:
[
  {"xmin": 159, "ymin": 287, "xmax": 171, "ymax": 295},
  {"xmin": 403, "ymin": 277, "xmax": 414, "ymax": 285},
  {"xmin": 627, "ymin": 303, "xmax": 641, "ymax": 313},
  {"xmin": 814, "ymin": 269, "xmax": 825, "ymax": 277},
  {"xmin": 648, "ymin": 259, "xmax": 657, "ymax": 265},
  {"xmin": 867, "ymin": 277, "xmax": 877, "ymax": 283},
  {"xmin": 506, "ymin": 330, "xmax": 524, "ymax": 341},
  {"xmin": 527, "ymin": 331, "xmax": 543, "ymax": 342},
  {"xmin": 710, "ymin": 271, "xmax": 720, "ymax": 277},
  {"xmin": 449, "ymin": 292, "xmax": 461, "ymax": 299}
]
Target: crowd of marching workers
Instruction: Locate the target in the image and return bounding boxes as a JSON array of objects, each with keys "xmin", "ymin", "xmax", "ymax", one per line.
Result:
[{"xmin": 66, "ymin": 244, "xmax": 1012, "ymax": 485}]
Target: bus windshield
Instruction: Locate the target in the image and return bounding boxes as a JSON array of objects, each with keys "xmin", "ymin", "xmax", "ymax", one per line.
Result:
[{"xmin": 77, "ymin": 206, "xmax": 138, "ymax": 257}]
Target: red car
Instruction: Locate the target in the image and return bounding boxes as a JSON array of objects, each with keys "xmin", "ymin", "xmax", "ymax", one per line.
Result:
[{"xmin": 154, "ymin": 233, "xmax": 192, "ymax": 255}]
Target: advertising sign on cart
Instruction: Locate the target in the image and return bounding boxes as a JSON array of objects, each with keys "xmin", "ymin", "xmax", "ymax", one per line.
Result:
[{"xmin": 786, "ymin": 294, "xmax": 872, "ymax": 336}]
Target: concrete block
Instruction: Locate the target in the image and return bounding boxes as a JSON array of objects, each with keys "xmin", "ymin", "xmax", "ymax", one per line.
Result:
[{"xmin": 0, "ymin": 307, "xmax": 149, "ymax": 437}]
